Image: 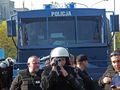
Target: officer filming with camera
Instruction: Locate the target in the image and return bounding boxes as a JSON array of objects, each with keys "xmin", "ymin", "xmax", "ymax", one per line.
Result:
[
  {"xmin": 41, "ymin": 47, "xmax": 85, "ymax": 90},
  {"xmin": 50, "ymin": 57, "xmax": 69, "ymax": 77}
]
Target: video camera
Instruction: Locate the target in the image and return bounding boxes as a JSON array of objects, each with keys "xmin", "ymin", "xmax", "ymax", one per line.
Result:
[{"xmin": 52, "ymin": 57, "xmax": 63, "ymax": 66}]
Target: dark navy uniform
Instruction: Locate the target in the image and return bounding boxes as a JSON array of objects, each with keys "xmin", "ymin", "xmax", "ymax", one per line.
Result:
[
  {"xmin": 41, "ymin": 65, "xmax": 85, "ymax": 90},
  {"xmin": 10, "ymin": 69, "xmax": 43, "ymax": 90},
  {"xmin": 76, "ymin": 68, "xmax": 95, "ymax": 90},
  {"xmin": 98, "ymin": 65, "xmax": 116, "ymax": 90},
  {"xmin": 0, "ymin": 66, "xmax": 13, "ymax": 90}
]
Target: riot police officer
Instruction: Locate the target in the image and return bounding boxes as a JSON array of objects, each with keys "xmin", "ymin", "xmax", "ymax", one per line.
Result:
[
  {"xmin": 10, "ymin": 56, "xmax": 43, "ymax": 90},
  {"xmin": 0, "ymin": 57, "xmax": 15, "ymax": 90},
  {"xmin": 75, "ymin": 54, "xmax": 95, "ymax": 90},
  {"xmin": 41, "ymin": 47, "xmax": 85, "ymax": 90}
]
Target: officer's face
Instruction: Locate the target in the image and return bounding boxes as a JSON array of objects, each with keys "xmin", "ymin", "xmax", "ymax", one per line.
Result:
[
  {"xmin": 76, "ymin": 60, "xmax": 88, "ymax": 70},
  {"xmin": 28, "ymin": 58, "xmax": 40, "ymax": 73},
  {"xmin": 84, "ymin": 60, "xmax": 88, "ymax": 68},
  {"xmin": 111, "ymin": 55, "xmax": 120, "ymax": 72}
]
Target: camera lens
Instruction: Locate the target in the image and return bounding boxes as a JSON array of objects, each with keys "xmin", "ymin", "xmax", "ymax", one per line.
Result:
[{"xmin": 52, "ymin": 58, "xmax": 61, "ymax": 66}]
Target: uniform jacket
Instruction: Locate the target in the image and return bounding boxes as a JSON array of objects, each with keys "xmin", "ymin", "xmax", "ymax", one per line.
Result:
[
  {"xmin": 10, "ymin": 69, "xmax": 43, "ymax": 90},
  {"xmin": 98, "ymin": 65, "xmax": 117, "ymax": 90},
  {"xmin": 76, "ymin": 68, "xmax": 95, "ymax": 90},
  {"xmin": 0, "ymin": 66, "xmax": 13, "ymax": 90},
  {"xmin": 41, "ymin": 65, "xmax": 85, "ymax": 90}
]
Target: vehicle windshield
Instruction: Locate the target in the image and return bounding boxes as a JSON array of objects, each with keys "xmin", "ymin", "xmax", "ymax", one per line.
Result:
[{"xmin": 19, "ymin": 16, "xmax": 103, "ymax": 47}]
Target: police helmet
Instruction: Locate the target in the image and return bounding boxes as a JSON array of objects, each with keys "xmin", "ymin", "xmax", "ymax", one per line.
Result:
[
  {"xmin": 50, "ymin": 47, "xmax": 69, "ymax": 58},
  {"xmin": 0, "ymin": 60, "xmax": 9, "ymax": 68},
  {"xmin": 6, "ymin": 57, "xmax": 16, "ymax": 65},
  {"xmin": 0, "ymin": 57, "xmax": 16, "ymax": 68}
]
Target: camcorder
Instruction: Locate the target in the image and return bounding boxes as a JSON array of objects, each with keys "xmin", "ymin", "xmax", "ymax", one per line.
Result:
[{"xmin": 52, "ymin": 58, "xmax": 63, "ymax": 66}]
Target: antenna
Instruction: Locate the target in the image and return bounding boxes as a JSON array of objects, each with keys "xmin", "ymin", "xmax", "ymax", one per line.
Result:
[{"xmin": 23, "ymin": 0, "xmax": 25, "ymax": 10}]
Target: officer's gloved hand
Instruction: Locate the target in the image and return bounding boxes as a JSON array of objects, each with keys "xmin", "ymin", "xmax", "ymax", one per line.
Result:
[
  {"xmin": 60, "ymin": 66, "xmax": 68, "ymax": 77},
  {"xmin": 50, "ymin": 58, "xmax": 59, "ymax": 76}
]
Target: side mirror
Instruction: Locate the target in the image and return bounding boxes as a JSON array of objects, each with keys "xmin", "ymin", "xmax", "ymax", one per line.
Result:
[
  {"xmin": 7, "ymin": 20, "xmax": 16, "ymax": 37},
  {"xmin": 110, "ymin": 15, "xmax": 119, "ymax": 32}
]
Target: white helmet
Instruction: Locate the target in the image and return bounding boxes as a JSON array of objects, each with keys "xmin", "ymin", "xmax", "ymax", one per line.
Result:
[
  {"xmin": 0, "ymin": 60, "xmax": 9, "ymax": 68},
  {"xmin": 0, "ymin": 57, "xmax": 16, "ymax": 68},
  {"xmin": 6, "ymin": 57, "xmax": 16, "ymax": 65},
  {"xmin": 50, "ymin": 47, "xmax": 69, "ymax": 58}
]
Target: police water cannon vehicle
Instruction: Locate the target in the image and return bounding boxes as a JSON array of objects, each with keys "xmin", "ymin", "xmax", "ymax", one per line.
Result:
[{"xmin": 7, "ymin": 3, "xmax": 119, "ymax": 80}]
